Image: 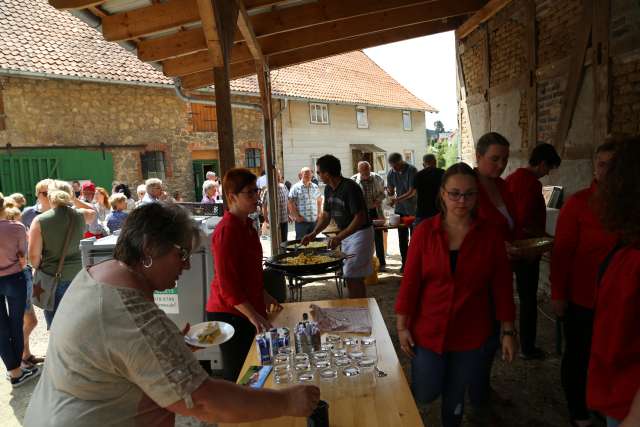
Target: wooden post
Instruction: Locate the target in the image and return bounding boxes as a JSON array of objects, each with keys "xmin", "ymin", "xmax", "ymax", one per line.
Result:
[
  {"xmin": 211, "ymin": 0, "xmax": 238, "ymax": 177},
  {"xmin": 257, "ymin": 62, "xmax": 281, "ymax": 254},
  {"xmin": 592, "ymin": 0, "xmax": 610, "ymax": 145},
  {"xmin": 482, "ymin": 24, "xmax": 491, "ymax": 132}
]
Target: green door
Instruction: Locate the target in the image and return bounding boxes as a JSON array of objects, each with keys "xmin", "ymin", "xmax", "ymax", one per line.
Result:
[
  {"xmin": 193, "ymin": 159, "xmax": 219, "ymax": 202},
  {"xmin": 0, "ymin": 149, "xmax": 114, "ymax": 205}
]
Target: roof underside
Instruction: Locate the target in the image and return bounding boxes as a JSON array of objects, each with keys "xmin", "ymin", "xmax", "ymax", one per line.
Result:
[{"xmin": 45, "ymin": 0, "xmax": 489, "ymax": 93}]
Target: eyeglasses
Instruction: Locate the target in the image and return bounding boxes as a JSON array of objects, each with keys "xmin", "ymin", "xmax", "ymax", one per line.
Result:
[
  {"xmin": 38, "ymin": 191, "xmax": 48, "ymax": 197},
  {"xmin": 173, "ymin": 244, "xmax": 191, "ymax": 262},
  {"xmin": 445, "ymin": 190, "xmax": 478, "ymax": 202},
  {"xmin": 238, "ymin": 188, "xmax": 260, "ymax": 196}
]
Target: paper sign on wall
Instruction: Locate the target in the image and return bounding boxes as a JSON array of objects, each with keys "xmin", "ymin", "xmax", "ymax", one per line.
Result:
[{"xmin": 154, "ymin": 285, "xmax": 179, "ymax": 314}]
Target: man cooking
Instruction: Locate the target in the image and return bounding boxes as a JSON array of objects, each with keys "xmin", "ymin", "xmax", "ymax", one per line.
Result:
[{"xmin": 302, "ymin": 155, "xmax": 373, "ymax": 298}]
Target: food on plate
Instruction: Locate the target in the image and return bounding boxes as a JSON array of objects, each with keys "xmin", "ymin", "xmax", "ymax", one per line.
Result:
[
  {"xmin": 197, "ymin": 322, "xmax": 221, "ymax": 344},
  {"xmin": 280, "ymin": 253, "xmax": 335, "ymax": 265}
]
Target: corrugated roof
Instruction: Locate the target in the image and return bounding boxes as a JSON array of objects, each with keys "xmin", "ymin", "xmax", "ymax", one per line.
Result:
[{"xmin": 0, "ymin": 0, "xmax": 436, "ymax": 111}]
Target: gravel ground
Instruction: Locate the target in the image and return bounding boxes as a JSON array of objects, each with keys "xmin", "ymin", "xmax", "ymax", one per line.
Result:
[{"xmin": 1, "ymin": 230, "xmax": 583, "ymax": 426}]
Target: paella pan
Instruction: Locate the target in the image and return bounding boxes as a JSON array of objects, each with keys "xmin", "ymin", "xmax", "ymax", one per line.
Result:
[{"xmin": 265, "ymin": 249, "xmax": 350, "ymax": 275}]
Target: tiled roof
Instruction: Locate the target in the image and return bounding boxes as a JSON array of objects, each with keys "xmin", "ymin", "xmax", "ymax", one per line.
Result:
[{"xmin": 0, "ymin": 0, "xmax": 436, "ymax": 112}]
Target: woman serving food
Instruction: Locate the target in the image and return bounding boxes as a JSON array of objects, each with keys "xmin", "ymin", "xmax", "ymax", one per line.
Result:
[
  {"xmin": 25, "ymin": 202, "xmax": 319, "ymax": 426},
  {"xmin": 206, "ymin": 168, "xmax": 283, "ymax": 381}
]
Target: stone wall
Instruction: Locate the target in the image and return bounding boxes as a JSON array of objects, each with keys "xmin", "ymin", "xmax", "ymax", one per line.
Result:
[
  {"xmin": 458, "ymin": 0, "xmax": 640, "ymax": 197},
  {"xmin": 0, "ymin": 77, "xmax": 281, "ymax": 201}
]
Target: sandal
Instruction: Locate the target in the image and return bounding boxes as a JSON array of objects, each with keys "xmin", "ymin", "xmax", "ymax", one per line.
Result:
[{"xmin": 23, "ymin": 355, "xmax": 45, "ymax": 365}]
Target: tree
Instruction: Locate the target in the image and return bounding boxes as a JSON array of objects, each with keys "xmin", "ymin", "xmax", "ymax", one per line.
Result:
[{"xmin": 433, "ymin": 120, "xmax": 445, "ymax": 134}]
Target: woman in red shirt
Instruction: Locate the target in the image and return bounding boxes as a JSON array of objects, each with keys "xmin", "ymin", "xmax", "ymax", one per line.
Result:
[
  {"xmin": 587, "ymin": 136, "xmax": 640, "ymax": 427},
  {"xmin": 395, "ymin": 163, "xmax": 517, "ymax": 427},
  {"xmin": 470, "ymin": 132, "xmax": 519, "ymax": 407},
  {"xmin": 551, "ymin": 142, "xmax": 618, "ymax": 427},
  {"xmin": 206, "ymin": 168, "xmax": 282, "ymax": 381}
]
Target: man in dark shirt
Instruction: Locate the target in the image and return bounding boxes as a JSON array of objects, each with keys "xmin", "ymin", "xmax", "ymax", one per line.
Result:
[
  {"xmin": 302, "ymin": 155, "xmax": 373, "ymax": 298},
  {"xmin": 412, "ymin": 154, "xmax": 445, "ymax": 226},
  {"xmin": 387, "ymin": 152, "xmax": 418, "ymax": 272}
]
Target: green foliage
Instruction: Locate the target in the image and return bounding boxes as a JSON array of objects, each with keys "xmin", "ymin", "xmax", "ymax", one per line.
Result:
[{"xmin": 428, "ymin": 140, "xmax": 458, "ymax": 169}]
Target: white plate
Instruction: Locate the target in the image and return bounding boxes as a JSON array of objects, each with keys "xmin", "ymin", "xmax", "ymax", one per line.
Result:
[{"xmin": 184, "ymin": 321, "xmax": 235, "ymax": 348}]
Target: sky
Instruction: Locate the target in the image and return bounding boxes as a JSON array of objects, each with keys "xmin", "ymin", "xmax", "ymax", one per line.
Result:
[{"xmin": 364, "ymin": 31, "xmax": 458, "ymax": 131}]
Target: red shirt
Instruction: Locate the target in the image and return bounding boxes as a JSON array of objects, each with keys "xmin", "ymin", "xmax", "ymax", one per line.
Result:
[
  {"xmin": 505, "ymin": 168, "xmax": 546, "ymax": 239},
  {"xmin": 206, "ymin": 211, "xmax": 266, "ymax": 318},
  {"xmin": 587, "ymin": 245, "xmax": 640, "ymax": 421},
  {"xmin": 550, "ymin": 182, "xmax": 618, "ymax": 308},
  {"xmin": 395, "ymin": 215, "xmax": 516, "ymax": 354},
  {"xmin": 477, "ymin": 176, "xmax": 518, "ymax": 242}
]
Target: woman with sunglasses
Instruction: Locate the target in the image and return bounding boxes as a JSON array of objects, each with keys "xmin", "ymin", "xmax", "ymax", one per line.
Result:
[
  {"xmin": 395, "ymin": 163, "xmax": 517, "ymax": 427},
  {"xmin": 206, "ymin": 168, "xmax": 283, "ymax": 382}
]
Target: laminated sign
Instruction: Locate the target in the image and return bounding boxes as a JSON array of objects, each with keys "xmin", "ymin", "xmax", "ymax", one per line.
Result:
[{"xmin": 154, "ymin": 285, "xmax": 179, "ymax": 314}]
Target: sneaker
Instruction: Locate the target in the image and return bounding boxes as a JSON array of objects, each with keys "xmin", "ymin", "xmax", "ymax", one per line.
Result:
[
  {"xmin": 520, "ymin": 347, "xmax": 546, "ymax": 360},
  {"xmin": 9, "ymin": 367, "xmax": 40, "ymax": 388}
]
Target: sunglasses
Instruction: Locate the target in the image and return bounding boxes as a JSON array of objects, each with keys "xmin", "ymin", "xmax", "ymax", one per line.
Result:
[{"xmin": 173, "ymin": 244, "xmax": 191, "ymax": 262}]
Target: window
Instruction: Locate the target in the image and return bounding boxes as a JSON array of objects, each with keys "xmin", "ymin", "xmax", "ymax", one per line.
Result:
[
  {"xmin": 190, "ymin": 103, "xmax": 217, "ymax": 132},
  {"xmin": 140, "ymin": 151, "xmax": 166, "ymax": 180},
  {"xmin": 374, "ymin": 152, "xmax": 387, "ymax": 175},
  {"xmin": 310, "ymin": 103, "xmax": 329, "ymax": 124},
  {"xmin": 402, "ymin": 110, "xmax": 412, "ymax": 131},
  {"xmin": 245, "ymin": 148, "xmax": 261, "ymax": 168},
  {"xmin": 403, "ymin": 150, "xmax": 415, "ymax": 166},
  {"xmin": 356, "ymin": 106, "xmax": 368, "ymax": 129}
]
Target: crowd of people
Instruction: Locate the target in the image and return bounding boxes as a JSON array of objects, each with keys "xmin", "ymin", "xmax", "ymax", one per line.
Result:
[{"xmin": 0, "ymin": 133, "xmax": 638, "ymax": 426}]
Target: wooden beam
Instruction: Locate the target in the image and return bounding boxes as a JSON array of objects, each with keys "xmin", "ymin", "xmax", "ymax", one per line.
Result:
[
  {"xmin": 138, "ymin": 28, "xmax": 207, "ymax": 62},
  {"xmin": 250, "ymin": 0, "xmax": 436, "ymax": 36},
  {"xmin": 212, "ymin": 0, "xmax": 239, "ymax": 177},
  {"xmin": 258, "ymin": 0, "xmax": 484, "ymax": 56},
  {"xmin": 48, "ymin": 0, "xmax": 105, "ymax": 9},
  {"xmin": 244, "ymin": 0, "xmax": 286, "ymax": 9},
  {"xmin": 553, "ymin": 0, "xmax": 593, "ymax": 153},
  {"xmin": 456, "ymin": 0, "xmax": 513, "ymax": 39},
  {"xmin": 592, "ymin": 0, "xmax": 610, "ymax": 145},
  {"xmin": 197, "ymin": 0, "xmax": 224, "ymax": 67},
  {"xmin": 482, "ymin": 24, "xmax": 491, "ymax": 131},
  {"xmin": 102, "ymin": 0, "xmax": 200, "ymax": 41},
  {"xmin": 256, "ymin": 62, "xmax": 280, "ymax": 252},
  {"xmin": 235, "ymin": 0, "xmax": 264, "ymax": 63},
  {"xmin": 163, "ymin": 43, "xmax": 252, "ymax": 77}
]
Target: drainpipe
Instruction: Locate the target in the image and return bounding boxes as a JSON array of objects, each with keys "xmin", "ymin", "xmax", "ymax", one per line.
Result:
[{"xmin": 173, "ymin": 79, "xmax": 263, "ymax": 111}]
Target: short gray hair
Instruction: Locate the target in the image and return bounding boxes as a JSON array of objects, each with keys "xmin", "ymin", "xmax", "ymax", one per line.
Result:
[
  {"xmin": 206, "ymin": 171, "xmax": 216, "ymax": 179},
  {"xmin": 145, "ymin": 178, "xmax": 163, "ymax": 192},
  {"xmin": 136, "ymin": 184, "xmax": 146, "ymax": 196},
  {"xmin": 203, "ymin": 180, "xmax": 217, "ymax": 192}
]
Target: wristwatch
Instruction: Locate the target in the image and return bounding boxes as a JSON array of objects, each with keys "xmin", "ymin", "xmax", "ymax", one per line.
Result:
[{"xmin": 501, "ymin": 329, "xmax": 518, "ymax": 338}]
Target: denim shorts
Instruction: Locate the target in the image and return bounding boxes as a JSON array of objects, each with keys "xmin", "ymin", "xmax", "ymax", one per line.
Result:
[{"xmin": 24, "ymin": 267, "xmax": 33, "ymax": 312}]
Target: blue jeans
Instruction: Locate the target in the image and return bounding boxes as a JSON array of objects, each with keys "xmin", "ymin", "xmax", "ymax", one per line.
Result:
[
  {"xmin": 607, "ymin": 417, "xmax": 621, "ymax": 427},
  {"xmin": 0, "ymin": 271, "xmax": 27, "ymax": 371},
  {"xmin": 44, "ymin": 280, "xmax": 72, "ymax": 330},
  {"xmin": 294, "ymin": 221, "xmax": 315, "ymax": 240},
  {"xmin": 469, "ymin": 321, "xmax": 500, "ymax": 406},
  {"xmin": 411, "ymin": 345, "xmax": 485, "ymax": 427}
]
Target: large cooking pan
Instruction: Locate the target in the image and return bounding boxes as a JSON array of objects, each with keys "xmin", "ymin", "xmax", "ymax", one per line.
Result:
[
  {"xmin": 280, "ymin": 237, "xmax": 327, "ymax": 253},
  {"xmin": 265, "ymin": 249, "xmax": 349, "ymax": 275}
]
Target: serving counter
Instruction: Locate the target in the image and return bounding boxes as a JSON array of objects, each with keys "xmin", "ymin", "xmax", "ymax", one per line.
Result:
[{"xmin": 220, "ymin": 298, "xmax": 424, "ymax": 427}]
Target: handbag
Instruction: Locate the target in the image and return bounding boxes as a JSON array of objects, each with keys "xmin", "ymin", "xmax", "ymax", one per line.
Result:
[{"xmin": 32, "ymin": 210, "xmax": 76, "ymax": 311}]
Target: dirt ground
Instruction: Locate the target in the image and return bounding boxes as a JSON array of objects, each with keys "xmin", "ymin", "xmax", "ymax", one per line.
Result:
[{"xmin": 1, "ymin": 230, "xmax": 584, "ymax": 427}]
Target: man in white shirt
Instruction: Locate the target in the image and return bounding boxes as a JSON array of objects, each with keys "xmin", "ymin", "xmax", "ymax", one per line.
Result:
[{"xmin": 288, "ymin": 167, "xmax": 322, "ymax": 240}]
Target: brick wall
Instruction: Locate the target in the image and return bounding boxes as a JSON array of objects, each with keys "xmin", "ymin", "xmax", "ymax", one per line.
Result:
[
  {"xmin": 0, "ymin": 77, "xmax": 280, "ymax": 201},
  {"xmin": 458, "ymin": 0, "xmax": 640, "ymax": 194}
]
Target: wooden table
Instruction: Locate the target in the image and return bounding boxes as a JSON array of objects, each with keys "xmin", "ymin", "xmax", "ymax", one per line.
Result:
[{"xmin": 220, "ymin": 298, "xmax": 423, "ymax": 427}]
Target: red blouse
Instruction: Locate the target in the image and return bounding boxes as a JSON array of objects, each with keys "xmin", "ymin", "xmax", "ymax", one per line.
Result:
[
  {"xmin": 395, "ymin": 215, "xmax": 516, "ymax": 354},
  {"xmin": 477, "ymin": 176, "xmax": 518, "ymax": 242},
  {"xmin": 550, "ymin": 182, "xmax": 618, "ymax": 308},
  {"xmin": 587, "ymin": 246, "xmax": 640, "ymax": 421},
  {"xmin": 206, "ymin": 211, "xmax": 266, "ymax": 318},
  {"xmin": 505, "ymin": 168, "xmax": 546, "ymax": 239}
]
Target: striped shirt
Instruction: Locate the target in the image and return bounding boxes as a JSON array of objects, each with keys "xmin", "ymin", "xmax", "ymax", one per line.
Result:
[
  {"xmin": 262, "ymin": 183, "xmax": 289, "ymax": 224},
  {"xmin": 288, "ymin": 181, "xmax": 321, "ymax": 223}
]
